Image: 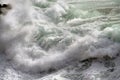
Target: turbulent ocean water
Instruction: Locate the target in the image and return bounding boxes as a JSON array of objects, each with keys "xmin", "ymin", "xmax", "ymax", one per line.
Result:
[{"xmin": 0, "ymin": 0, "xmax": 120, "ymax": 80}]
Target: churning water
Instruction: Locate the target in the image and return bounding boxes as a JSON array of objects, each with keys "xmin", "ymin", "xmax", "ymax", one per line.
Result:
[{"xmin": 0, "ymin": 0, "xmax": 120, "ymax": 80}]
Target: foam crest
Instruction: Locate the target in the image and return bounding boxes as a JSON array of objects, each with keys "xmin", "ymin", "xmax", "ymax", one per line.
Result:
[{"xmin": 0, "ymin": 0, "xmax": 120, "ymax": 74}]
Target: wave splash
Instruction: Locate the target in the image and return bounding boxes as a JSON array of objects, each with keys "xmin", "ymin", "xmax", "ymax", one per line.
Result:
[{"xmin": 0, "ymin": 0, "xmax": 120, "ymax": 73}]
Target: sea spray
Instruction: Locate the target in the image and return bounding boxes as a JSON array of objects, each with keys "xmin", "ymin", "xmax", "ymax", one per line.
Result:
[{"xmin": 0, "ymin": 0, "xmax": 120, "ymax": 74}]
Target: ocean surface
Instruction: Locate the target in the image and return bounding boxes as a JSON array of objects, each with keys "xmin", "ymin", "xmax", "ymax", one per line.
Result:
[{"xmin": 0, "ymin": 0, "xmax": 120, "ymax": 80}]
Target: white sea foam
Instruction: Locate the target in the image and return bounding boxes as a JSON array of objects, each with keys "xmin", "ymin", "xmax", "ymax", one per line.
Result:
[{"xmin": 0, "ymin": 0, "xmax": 120, "ymax": 74}]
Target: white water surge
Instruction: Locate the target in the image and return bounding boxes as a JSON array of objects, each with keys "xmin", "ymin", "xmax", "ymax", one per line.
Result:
[{"xmin": 0, "ymin": 0, "xmax": 120, "ymax": 80}]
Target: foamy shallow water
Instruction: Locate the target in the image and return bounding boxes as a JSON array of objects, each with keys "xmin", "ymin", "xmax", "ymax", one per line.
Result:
[{"xmin": 0, "ymin": 0, "xmax": 120, "ymax": 80}]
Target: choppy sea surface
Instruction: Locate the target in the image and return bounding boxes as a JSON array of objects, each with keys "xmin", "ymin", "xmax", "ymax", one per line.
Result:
[{"xmin": 0, "ymin": 0, "xmax": 120, "ymax": 80}]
